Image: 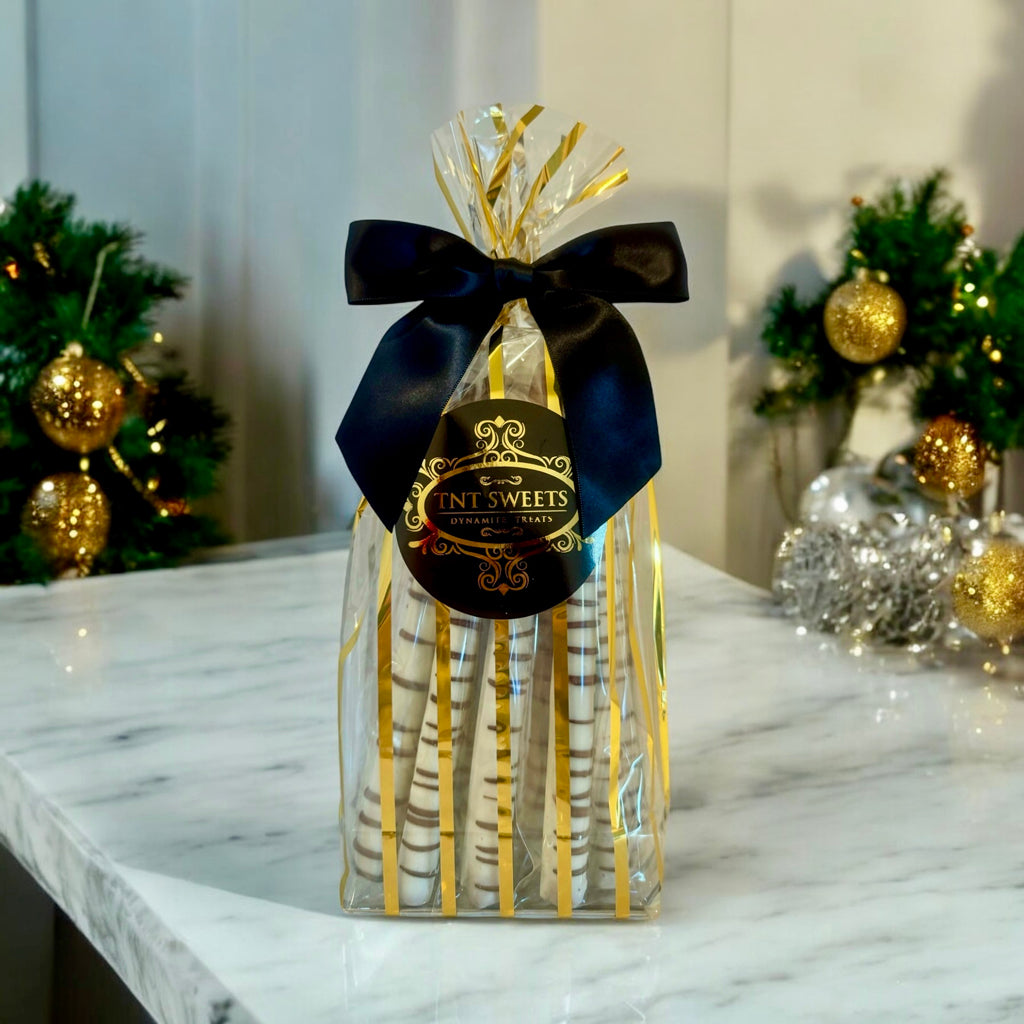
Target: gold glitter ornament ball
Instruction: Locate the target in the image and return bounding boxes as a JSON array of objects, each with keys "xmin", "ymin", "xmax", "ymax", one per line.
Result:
[
  {"xmin": 30, "ymin": 346, "xmax": 125, "ymax": 453},
  {"xmin": 21, "ymin": 472, "xmax": 111, "ymax": 575},
  {"xmin": 823, "ymin": 277, "xmax": 907, "ymax": 363},
  {"xmin": 913, "ymin": 415, "xmax": 986, "ymax": 499},
  {"xmin": 952, "ymin": 539, "xmax": 1024, "ymax": 643}
]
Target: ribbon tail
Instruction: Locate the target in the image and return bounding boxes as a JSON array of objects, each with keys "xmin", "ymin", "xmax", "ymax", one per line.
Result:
[
  {"xmin": 534, "ymin": 295, "xmax": 661, "ymax": 537},
  {"xmin": 337, "ymin": 301, "xmax": 496, "ymax": 528}
]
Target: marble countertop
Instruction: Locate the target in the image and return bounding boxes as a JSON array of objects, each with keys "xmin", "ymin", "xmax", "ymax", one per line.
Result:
[{"xmin": 3, "ymin": 541, "xmax": 1024, "ymax": 1023}]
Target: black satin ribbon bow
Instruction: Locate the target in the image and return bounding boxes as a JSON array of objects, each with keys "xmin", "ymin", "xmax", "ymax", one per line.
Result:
[{"xmin": 338, "ymin": 219, "xmax": 688, "ymax": 536}]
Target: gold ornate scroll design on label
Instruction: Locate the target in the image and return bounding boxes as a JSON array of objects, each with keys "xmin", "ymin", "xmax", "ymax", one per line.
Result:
[{"xmin": 403, "ymin": 414, "xmax": 582, "ymax": 597}]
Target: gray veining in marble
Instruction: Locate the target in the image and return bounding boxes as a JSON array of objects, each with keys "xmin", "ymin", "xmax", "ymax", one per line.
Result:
[{"xmin": 3, "ymin": 543, "xmax": 1024, "ymax": 1022}]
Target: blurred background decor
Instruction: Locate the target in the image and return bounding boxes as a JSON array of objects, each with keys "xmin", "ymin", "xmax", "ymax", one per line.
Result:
[
  {"xmin": 0, "ymin": 182, "xmax": 229, "ymax": 582},
  {"xmin": 759, "ymin": 173, "xmax": 1024, "ymax": 656},
  {"xmin": 4, "ymin": 0, "xmax": 1024, "ymax": 590}
]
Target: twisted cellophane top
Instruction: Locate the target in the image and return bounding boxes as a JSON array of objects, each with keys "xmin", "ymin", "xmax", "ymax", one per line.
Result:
[
  {"xmin": 431, "ymin": 104, "xmax": 628, "ymax": 263},
  {"xmin": 435, "ymin": 104, "xmax": 629, "ymax": 411}
]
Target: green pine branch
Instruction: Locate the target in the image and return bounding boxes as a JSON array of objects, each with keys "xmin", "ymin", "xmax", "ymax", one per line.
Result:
[{"xmin": 756, "ymin": 171, "xmax": 1024, "ymax": 458}]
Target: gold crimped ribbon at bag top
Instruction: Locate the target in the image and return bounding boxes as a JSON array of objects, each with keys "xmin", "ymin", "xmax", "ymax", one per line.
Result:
[
  {"xmin": 626, "ymin": 499, "xmax": 665, "ymax": 888},
  {"xmin": 336, "ymin": 498, "xmax": 370, "ymax": 903},
  {"xmin": 647, "ymin": 482, "xmax": 671, "ymax": 813},
  {"xmin": 376, "ymin": 535, "xmax": 400, "ymax": 915},
  {"xmin": 493, "ymin": 619, "xmax": 515, "ymax": 916},
  {"xmin": 550, "ymin": 600, "xmax": 574, "ymax": 917},
  {"xmin": 604, "ymin": 519, "xmax": 631, "ymax": 918},
  {"xmin": 434, "ymin": 601, "xmax": 457, "ymax": 916}
]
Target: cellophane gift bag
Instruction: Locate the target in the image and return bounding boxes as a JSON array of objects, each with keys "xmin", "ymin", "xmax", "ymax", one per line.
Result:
[{"xmin": 337, "ymin": 104, "xmax": 687, "ymax": 918}]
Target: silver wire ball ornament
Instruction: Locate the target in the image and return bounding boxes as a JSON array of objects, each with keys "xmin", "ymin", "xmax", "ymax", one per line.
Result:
[
  {"xmin": 847, "ymin": 517, "xmax": 958, "ymax": 650},
  {"xmin": 772, "ymin": 523, "xmax": 857, "ymax": 632}
]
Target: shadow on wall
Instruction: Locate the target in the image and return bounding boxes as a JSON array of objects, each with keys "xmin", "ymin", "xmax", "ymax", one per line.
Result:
[
  {"xmin": 727, "ymin": 166, "xmax": 895, "ymax": 586},
  {"xmin": 608, "ymin": 184, "xmax": 729, "ymax": 566},
  {"xmin": 965, "ymin": 0, "xmax": 1024, "ymax": 513}
]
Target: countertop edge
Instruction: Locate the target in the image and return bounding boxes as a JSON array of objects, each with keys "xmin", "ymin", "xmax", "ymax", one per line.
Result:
[{"xmin": 0, "ymin": 751, "xmax": 261, "ymax": 1024}]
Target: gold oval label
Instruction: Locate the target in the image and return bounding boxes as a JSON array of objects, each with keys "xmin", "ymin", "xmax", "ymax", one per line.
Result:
[{"xmin": 395, "ymin": 399, "xmax": 601, "ymax": 618}]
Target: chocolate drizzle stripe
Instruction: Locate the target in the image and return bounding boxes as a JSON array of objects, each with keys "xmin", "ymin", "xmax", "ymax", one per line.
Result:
[
  {"xmin": 354, "ymin": 839, "xmax": 384, "ymax": 861},
  {"xmin": 354, "ymin": 867, "xmax": 385, "ymax": 883},
  {"xmin": 400, "ymin": 866, "xmax": 440, "ymax": 880},
  {"xmin": 392, "ymin": 673, "xmax": 429, "ymax": 693},
  {"xmin": 401, "ymin": 839, "xmax": 441, "ymax": 853}
]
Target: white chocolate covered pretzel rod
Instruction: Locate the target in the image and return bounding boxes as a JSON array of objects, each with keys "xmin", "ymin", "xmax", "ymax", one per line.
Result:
[
  {"xmin": 539, "ymin": 572, "xmax": 600, "ymax": 908},
  {"xmin": 351, "ymin": 576, "xmax": 436, "ymax": 884},
  {"xmin": 461, "ymin": 616, "xmax": 537, "ymax": 908},
  {"xmin": 397, "ymin": 612, "xmax": 487, "ymax": 905}
]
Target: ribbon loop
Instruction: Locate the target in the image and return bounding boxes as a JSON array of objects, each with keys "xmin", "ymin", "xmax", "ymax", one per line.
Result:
[{"xmin": 339, "ymin": 220, "xmax": 687, "ymax": 536}]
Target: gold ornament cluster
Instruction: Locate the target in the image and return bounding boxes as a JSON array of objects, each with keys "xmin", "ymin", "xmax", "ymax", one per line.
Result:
[
  {"xmin": 952, "ymin": 539, "xmax": 1024, "ymax": 643},
  {"xmin": 20, "ymin": 341, "xmax": 125, "ymax": 574},
  {"xmin": 912, "ymin": 415, "xmax": 987, "ymax": 500},
  {"xmin": 30, "ymin": 342, "xmax": 125, "ymax": 453},
  {"xmin": 21, "ymin": 472, "xmax": 111, "ymax": 575},
  {"xmin": 21, "ymin": 337, "xmax": 187, "ymax": 576},
  {"xmin": 823, "ymin": 270, "xmax": 907, "ymax": 364}
]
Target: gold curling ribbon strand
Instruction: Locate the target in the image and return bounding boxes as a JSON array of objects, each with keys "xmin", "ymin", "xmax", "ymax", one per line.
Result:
[
  {"xmin": 510, "ymin": 121, "xmax": 587, "ymax": 248},
  {"xmin": 337, "ymin": 608, "xmax": 365, "ymax": 906},
  {"xmin": 493, "ymin": 619, "xmax": 515, "ymax": 916},
  {"xmin": 625, "ymin": 500, "xmax": 664, "ymax": 888},
  {"xmin": 587, "ymin": 145, "xmax": 625, "ymax": 187},
  {"xmin": 488, "ymin": 330, "xmax": 505, "ymax": 400},
  {"xmin": 107, "ymin": 446, "xmax": 190, "ymax": 518},
  {"xmin": 353, "ymin": 496, "xmax": 368, "ymax": 529},
  {"xmin": 120, "ymin": 354, "xmax": 151, "ymax": 390},
  {"xmin": 551, "ymin": 601, "xmax": 573, "ymax": 917},
  {"xmin": 567, "ymin": 168, "xmax": 629, "ymax": 211},
  {"xmin": 564, "ymin": 145, "xmax": 625, "ymax": 206},
  {"xmin": 605, "ymin": 520, "xmax": 631, "ymax": 918},
  {"xmin": 435, "ymin": 601, "xmax": 457, "ymax": 917},
  {"xmin": 542, "ymin": 342, "xmax": 562, "ymax": 415},
  {"xmin": 456, "ymin": 113, "xmax": 503, "ymax": 256},
  {"xmin": 562, "ymin": 146, "xmax": 627, "ymax": 211},
  {"xmin": 646, "ymin": 481, "xmax": 671, "ymax": 812},
  {"xmin": 376, "ymin": 534, "xmax": 399, "ymax": 914},
  {"xmin": 433, "ymin": 156, "xmax": 474, "ymax": 245},
  {"xmin": 489, "ymin": 103, "xmax": 508, "ymax": 138},
  {"xmin": 485, "ymin": 104, "xmax": 545, "ymax": 209}
]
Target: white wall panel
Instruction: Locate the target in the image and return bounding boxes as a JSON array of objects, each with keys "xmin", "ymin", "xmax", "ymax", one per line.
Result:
[
  {"xmin": 0, "ymin": 0, "xmax": 30, "ymax": 191},
  {"xmin": 538, "ymin": 0, "xmax": 731, "ymax": 569},
  {"xmin": 34, "ymin": 0, "xmax": 199, "ymax": 362}
]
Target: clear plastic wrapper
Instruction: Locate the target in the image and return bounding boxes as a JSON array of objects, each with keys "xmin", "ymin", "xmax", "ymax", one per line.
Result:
[{"xmin": 338, "ymin": 105, "xmax": 669, "ymax": 918}]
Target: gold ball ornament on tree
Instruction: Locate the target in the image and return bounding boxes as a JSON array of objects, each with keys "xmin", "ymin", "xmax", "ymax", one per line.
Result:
[
  {"xmin": 823, "ymin": 270, "xmax": 907, "ymax": 364},
  {"xmin": 952, "ymin": 539, "xmax": 1024, "ymax": 643},
  {"xmin": 913, "ymin": 415, "xmax": 987, "ymax": 499},
  {"xmin": 21, "ymin": 472, "xmax": 111, "ymax": 575},
  {"xmin": 30, "ymin": 342, "xmax": 125, "ymax": 453}
]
